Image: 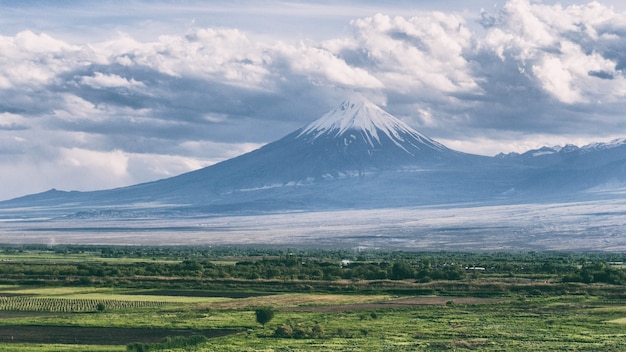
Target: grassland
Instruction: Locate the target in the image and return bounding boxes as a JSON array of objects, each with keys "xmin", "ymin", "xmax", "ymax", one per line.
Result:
[{"xmin": 0, "ymin": 245, "xmax": 624, "ymax": 351}]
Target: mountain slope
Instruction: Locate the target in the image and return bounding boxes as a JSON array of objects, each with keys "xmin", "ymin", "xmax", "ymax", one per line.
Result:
[
  {"xmin": 103, "ymin": 97, "xmax": 491, "ymax": 208},
  {"xmin": 2, "ymin": 98, "xmax": 626, "ymax": 218},
  {"xmin": 0, "ymin": 97, "xmax": 494, "ymax": 215}
]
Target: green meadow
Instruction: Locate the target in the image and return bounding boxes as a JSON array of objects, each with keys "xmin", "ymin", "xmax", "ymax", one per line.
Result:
[{"xmin": 0, "ymin": 245, "xmax": 624, "ymax": 351}]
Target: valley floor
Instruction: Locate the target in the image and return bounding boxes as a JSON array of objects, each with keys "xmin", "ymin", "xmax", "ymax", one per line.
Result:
[
  {"xmin": 0, "ymin": 246, "xmax": 624, "ymax": 351},
  {"xmin": 2, "ymin": 198, "xmax": 626, "ymax": 251}
]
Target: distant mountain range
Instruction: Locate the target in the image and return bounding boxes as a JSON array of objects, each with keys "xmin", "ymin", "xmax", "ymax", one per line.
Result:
[{"xmin": 3, "ymin": 97, "xmax": 626, "ymax": 219}]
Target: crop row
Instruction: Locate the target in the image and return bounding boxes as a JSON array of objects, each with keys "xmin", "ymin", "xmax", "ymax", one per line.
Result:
[{"xmin": 0, "ymin": 296, "xmax": 166, "ymax": 312}]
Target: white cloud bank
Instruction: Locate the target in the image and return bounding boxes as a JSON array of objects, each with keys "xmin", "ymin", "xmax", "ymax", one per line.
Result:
[
  {"xmin": 1, "ymin": 0, "xmax": 626, "ymax": 200},
  {"xmin": 483, "ymin": 0, "xmax": 626, "ymax": 104}
]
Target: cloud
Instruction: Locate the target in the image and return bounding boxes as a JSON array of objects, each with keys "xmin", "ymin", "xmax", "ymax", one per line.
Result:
[
  {"xmin": 60, "ymin": 148, "xmax": 129, "ymax": 178},
  {"xmin": 79, "ymin": 72, "xmax": 144, "ymax": 89},
  {"xmin": 2, "ymin": 0, "xmax": 626, "ymax": 200},
  {"xmin": 479, "ymin": 0, "xmax": 626, "ymax": 105},
  {"xmin": 0, "ymin": 112, "xmax": 29, "ymax": 130},
  {"xmin": 273, "ymin": 42, "xmax": 383, "ymax": 88},
  {"xmin": 0, "ymin": 30, "xmax": 88, "ymax": 89},
  {"xmin": 86, "ymin": 28, "xmax": 271, "ymax": 90},
  {"xmin": 335, "ymin": 12, "xmax": 478, "ymax": 95}
]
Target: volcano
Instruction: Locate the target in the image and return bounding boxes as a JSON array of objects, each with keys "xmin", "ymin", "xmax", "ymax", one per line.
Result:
[
  {"xmin": 3, "ymin": 97, "xmax": 626, "ymax": 218},
  {"xmin": 113, "ymin": 96, "xmax": 495, "ymax": 211}
]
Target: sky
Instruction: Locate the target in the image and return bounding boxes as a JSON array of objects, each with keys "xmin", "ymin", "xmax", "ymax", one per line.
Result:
[{"xmin": 1, "ymin": 0, "xmax": 626, "ymax": 200}]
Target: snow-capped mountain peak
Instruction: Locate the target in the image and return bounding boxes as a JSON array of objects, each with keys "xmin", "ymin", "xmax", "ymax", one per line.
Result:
[
  {"xmin": 297, "ymin": 96, "xmax": 446, "ymax": 152},
  {"xmin": 5, "ymin": 94, "xmax": 626, "ymax": 219}
]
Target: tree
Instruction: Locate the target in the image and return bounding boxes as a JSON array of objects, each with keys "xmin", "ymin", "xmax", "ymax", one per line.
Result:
[
  {"xmin": 390, "ymin": 262, "xmax": 414, "ymax": 280},
  {"xmin": 255, "ymin": 307, "xmax": 274, "ymax": 327}
]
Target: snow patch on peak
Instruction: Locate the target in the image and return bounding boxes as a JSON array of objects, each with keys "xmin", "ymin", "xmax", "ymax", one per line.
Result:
[
  {"xmin": 530, "ymin": 146, "xmax": 560, "ymax": 156},
  {"xmin": 582, "ymin": 138, "xmax": 626, "ymax": 151},
  {"xmin": 298, "ymin": 97, "xmax": 445, "ymax": 151}
]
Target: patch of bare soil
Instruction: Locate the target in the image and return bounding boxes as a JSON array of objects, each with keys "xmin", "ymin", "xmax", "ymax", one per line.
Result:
[
  {"xmin": 0, "ymin": 311, "xmax": 59, "ymax": 318},
  {"xmin": 282, "ymin": 296, "xmax": 507, "ymax": 313},
  {"xmin": 0, "ymin": 325, "xmax": 240, "ymax": 345},
  {"xmin": 127, "ymin": 290, "xmax": 269, "ymax": 298}
]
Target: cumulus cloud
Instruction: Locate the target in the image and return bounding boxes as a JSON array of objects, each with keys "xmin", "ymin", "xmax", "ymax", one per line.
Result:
[
  {"xmin": 479, "ymin": 0, "xmax": 626, "ymax": 105},
  {"xmin": 344, "ymin": 12, "xmax": 478, "ymax": 95},
  {"xmin": 79, "ymin": 72, "xmax": 144, "ymax": 89},
  {"xmin": 2, "ymin": 0, "xmax": 626, "ymax": 199},
  {"xmin": 273, "ymin": 42, "xmax": 383, "ymax": 88},
  {"xmin": 0, "ymin": 30, "xmax": 88, "ymax": 89}
]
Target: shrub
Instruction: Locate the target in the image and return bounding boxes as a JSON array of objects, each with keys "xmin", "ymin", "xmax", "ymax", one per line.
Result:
[
  {"xmin": 127, "ymin": 335, "xmax": 208, "ymax": 351},
  {"xmin": 336, "ymin": 327, "xmax": 353, "ymax": 338},
  {"xmin": 274, "ymin": 324, "xmax": 294, "ymax": 338},
  {"xmin": 273, "ymin": 323, "xmax": 325, "ymax": 339},
  {"xmin": 312, "ymin": 324, "xmax": 325, "ymax": 338},
  {"xmin": 293, "ymin": 324, "xmax": 311, "ymax": 339}
]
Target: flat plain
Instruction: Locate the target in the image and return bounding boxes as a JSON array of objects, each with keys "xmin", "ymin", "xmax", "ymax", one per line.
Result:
[
  {"xmin": 0, "ymin": 246, "xmax": 624, "ymax": 351},
  {"xmin": 2, "ymin": 198, "xmax": 626, "ymax": 251}
]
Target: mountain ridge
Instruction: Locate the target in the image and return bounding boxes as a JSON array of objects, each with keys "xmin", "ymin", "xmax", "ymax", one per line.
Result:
[{"xmin": 2, "ymin": 97, "xmax": 626, "ymax": 218}]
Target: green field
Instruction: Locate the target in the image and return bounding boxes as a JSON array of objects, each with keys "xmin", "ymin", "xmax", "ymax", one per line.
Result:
[{"xmin": 0, "ymin": 245, "xmax": 624, "ymax": 351}]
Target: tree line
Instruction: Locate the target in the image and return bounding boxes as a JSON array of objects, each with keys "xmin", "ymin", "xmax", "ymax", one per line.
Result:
[{"xmin": 0, "ymin": 245, "xmax": 624, "ymax": 285}]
